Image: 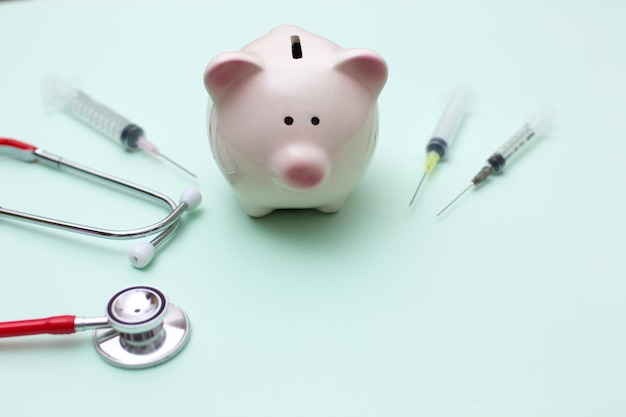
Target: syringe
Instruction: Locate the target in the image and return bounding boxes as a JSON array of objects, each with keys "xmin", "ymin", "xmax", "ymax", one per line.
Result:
[
  {"xmin": 437, "ymin": 109, "xmax": 555, "ymax": 217},
  {"xmin": 409, "ymin": 88, "xmax": 473, "ymax": 206},
  {"xmin": 41, "ymin": 76, "xmax": 196, "ymax": 178}
]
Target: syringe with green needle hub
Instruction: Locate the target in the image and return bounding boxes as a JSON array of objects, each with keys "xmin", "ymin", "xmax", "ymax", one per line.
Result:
[
  {"xmin": 409, "ymin": 88, "xmax": 473, "ymax": 206},
  {"xmin": 437, "ymin": 109, "xmax": 555, "ymax": 217}
]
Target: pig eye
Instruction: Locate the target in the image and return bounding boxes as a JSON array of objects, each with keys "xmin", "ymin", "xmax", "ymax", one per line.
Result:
[
  {"xmin": 311, "ymin": 116, "xmax": 320, "ymax": 126},
  {"xmin": 284, "ymin": 116, "xmax": 294, "ymax": 126}
]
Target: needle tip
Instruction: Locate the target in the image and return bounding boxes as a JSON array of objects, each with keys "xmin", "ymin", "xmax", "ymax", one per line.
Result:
[
  {"xmin": 436, "ymin": 184, "xmax": 473, "ymax": 217},
  {"xmin": 159, "ymin": 153, "xmax": 197, "ymax": 178},
  {"xmin": 409, "ymin": 171, "xmax": 428, "ymax": 207}
]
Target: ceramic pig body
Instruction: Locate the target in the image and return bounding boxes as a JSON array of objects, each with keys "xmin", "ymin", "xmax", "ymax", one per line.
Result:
[{"xmin": 204, "ymin": 25, "xmax": 388, "ymax": 217}]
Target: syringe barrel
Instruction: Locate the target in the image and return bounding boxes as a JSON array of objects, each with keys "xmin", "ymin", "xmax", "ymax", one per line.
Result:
[
  {"xmin": 426, "ymin": 88, "xmax": 473, "ymax": 158},
  {"xmin": 492, "ymin": 109, "xmax": 555, "ymax": 169},
  {"xmin": 41, "ymin": 76, "xmax": 140, "ymax": 151}
]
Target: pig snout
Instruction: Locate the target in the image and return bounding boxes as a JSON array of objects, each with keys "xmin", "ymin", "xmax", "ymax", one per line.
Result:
[
  {"xmin": 285, "ymin": 163, "xmax": 325, "ymax": 188},
  {"xmin": 271, "ymin": 144, "xmax": 329, "ymax": 190}
]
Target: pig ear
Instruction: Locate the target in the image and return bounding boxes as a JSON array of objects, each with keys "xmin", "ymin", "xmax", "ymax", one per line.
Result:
[
  {"xmin": 334, "ymin": 48, "xmax": 388, "ymax": 97},
  {"xmin": 204, "ymin": 52, "xmax": 262, "ymax": 104}
]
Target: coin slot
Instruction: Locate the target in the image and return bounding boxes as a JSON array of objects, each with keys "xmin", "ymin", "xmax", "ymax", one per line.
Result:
[{"xmin": 291, "ymin": 35, "xmax": 303, "ymax": 59}]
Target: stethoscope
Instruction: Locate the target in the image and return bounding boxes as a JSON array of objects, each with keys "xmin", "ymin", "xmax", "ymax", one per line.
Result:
[
  {"xmin": 0, "ymin": 137, "xmax": 202, "ymax": 268},
  {"xmin": 0, "ymin": 286, "xmax": 190, "ymax": 369}
]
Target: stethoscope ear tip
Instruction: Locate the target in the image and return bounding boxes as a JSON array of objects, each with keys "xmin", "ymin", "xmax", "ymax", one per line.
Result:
[
  {"xmin": 126, "ymin": 188, "xmax": 201, "ymax": 269},
  {"xmin": 180, "ymin": 187, "xmax": 203, "ymax": 211},
  {"xmin": 128, "ymin": 243, "xmax": 155, "ymax": 269}
]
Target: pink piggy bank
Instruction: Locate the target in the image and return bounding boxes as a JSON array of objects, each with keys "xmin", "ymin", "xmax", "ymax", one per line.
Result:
[{"xmin": 203, "ymin": 25, "xmax": 388, "ymax": 217}]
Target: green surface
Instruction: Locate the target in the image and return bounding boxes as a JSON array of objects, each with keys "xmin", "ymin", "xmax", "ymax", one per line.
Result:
[{"xmin": 0, "ymin": 0, "xmax": 625, "ymax": 416}]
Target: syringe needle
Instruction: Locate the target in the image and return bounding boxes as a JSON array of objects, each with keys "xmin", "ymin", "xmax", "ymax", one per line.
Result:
[
  {"xmin": 409, "ymin": 170, "xmax": 428, "ymax": 207},
  {"xmin": 437, "ymin": 184, "xmax": 473, "ymax": 217},
  {"xmin": 136, "ymin": 136, "xmax": 197, "ymax": 178},
  {"xmin": 158, "ymin": 153, "xmax": 197, "ymax": 178}
]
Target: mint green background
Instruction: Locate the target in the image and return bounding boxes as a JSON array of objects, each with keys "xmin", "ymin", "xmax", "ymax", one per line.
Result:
[{"xmin": 0, "ymin": 0, "xmax": 624, "ymax": 416}]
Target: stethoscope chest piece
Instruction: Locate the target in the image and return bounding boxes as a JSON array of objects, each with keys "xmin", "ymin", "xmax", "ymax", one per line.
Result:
[{"xmin": 93, "ymin": 286, "xmax": 190, "ymax": 369}]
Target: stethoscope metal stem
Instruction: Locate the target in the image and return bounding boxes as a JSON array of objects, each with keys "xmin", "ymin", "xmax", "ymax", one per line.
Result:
[
  {"xmin": 0, "ymin": 138, "xmax": 202, "ymax": 267},
  {"xmin": 0, "ymin": 193, "xmax": 186, "ymax": 241},
  {"xmin": 74, "ymin": 316, "xmax": 111, "ymax": 331},
  {"xmin": 34, "ymin": 149, "xmax": 178, "ymax": 213},
  {"xmin": 27, "ymin": 149, "xmax": 183, "ymax": 241}
]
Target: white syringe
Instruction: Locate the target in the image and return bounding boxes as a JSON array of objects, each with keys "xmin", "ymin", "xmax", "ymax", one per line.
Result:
[
  {"xmin": 437, "ymin": 109, "xmax": 555, "ymax": 216},
  {"xmin": 409, "ymin": 88, "xmax": 474, "ymax": 206},
  {"xmin": 41, "ymin": 76, "xmax": 196, "ymax": 178}
]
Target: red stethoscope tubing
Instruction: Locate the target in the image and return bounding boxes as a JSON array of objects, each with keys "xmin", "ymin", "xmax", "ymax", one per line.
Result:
[
  {"xmin": 0, "ymin": 315, "xmax": 77, "ymax": 337},
  {"xmin": 0, "ymin": 138, "xmax": 75, "ymax": 337},
  {"xmin": 0, "ymin": 137, "xmax": 36, "ymax": 150}
]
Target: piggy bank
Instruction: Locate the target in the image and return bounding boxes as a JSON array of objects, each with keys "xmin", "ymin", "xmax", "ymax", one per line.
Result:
[{"xmin": 203, "ymin": 25, "xmax": 388, "ymax": 217}]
